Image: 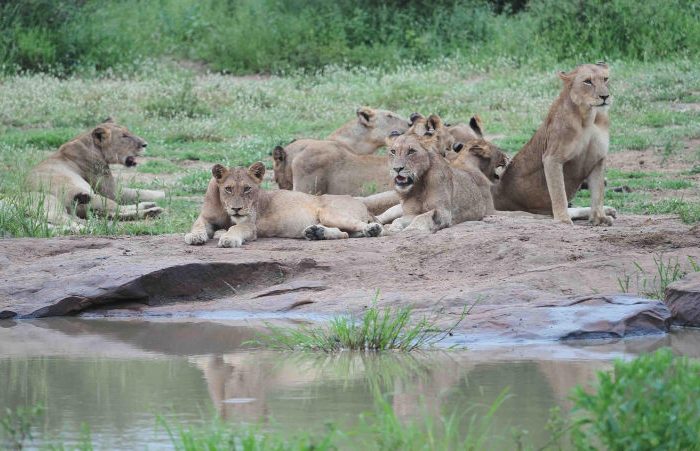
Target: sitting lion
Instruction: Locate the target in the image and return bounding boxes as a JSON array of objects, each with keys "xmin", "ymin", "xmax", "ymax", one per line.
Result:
[
  {"xmin": 384, "ymin": 117, "xmax": 494, "ymax": 233},
  {"xmin": 27, "ymin": 118, "xmax": 164, "ymax": 230},
  {"xmin": 184, "ymin": 162, "xmax": 382, "ymax": 247},
  {"xmin": 492, "ymin": 63, "xmax": 615, "ymax": 225},
  {"xmin": 272, "ymin": 107, "xmax": 408, "ymax": 190}
]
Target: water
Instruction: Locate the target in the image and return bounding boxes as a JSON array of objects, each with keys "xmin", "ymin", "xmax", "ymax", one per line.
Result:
[{"xmin": 0, "ymin": 318, "xmax": 698, "ymax": 449}]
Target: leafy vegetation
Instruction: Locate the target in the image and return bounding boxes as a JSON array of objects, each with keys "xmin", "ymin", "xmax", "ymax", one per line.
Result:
[
  {"xmin": 252, "ymin": 300, "xmax": 469, "ymax": 352},
  {"xmin": 0, "ymin": 0, "xmax": 698, "ymax": 75},
  {"xmin": 569, "ymin": 349, "xmax": 700, "ymax": 451}
]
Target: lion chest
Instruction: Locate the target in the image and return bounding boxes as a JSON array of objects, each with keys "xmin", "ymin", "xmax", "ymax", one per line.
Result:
[{"xmin": 563, "ymin": 123, "xmax": 609, "ymax": 184}]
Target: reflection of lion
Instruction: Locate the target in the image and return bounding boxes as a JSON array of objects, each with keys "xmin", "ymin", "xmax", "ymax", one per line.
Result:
[
  {"xmin": 493, "ymin": 63, "xmax": 615, "ymax": 225},
  {"xmin": 27, "ymin": 118, "xmax": 164, "ymax": 229},
  {"xmin": 384, "ymin": 117, "xmax": 493, "ymax": 233},
  {"xmin": 272, "ymin": 107, "xmax": 407, "ymax": 190},
  {"xmin": 184, "ymin": 162, "xmax": 382, "ymax": 247}
]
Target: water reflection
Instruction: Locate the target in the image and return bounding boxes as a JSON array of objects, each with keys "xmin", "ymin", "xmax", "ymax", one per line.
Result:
[{"xmin": 0, "ymin": 318, "xmax": 698, "ymax": 449}]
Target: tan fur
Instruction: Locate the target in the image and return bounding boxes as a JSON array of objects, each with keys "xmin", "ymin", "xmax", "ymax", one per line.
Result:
[
  {"xmin": 272, "ymin": 107, "xmax": 408, "ymax": 190},
  {"xmin": 185, "ymin": 162, "xmax": 382, "ymax": 247},
  {"xmin": 385, "ymin": 118, "xmax": 494, "ymax": 233},
  {"xmin": 27, "ymin": 118, "xmax": 164, "ymax": 229},
  {"xmin": 492, "ymin": 63, "xmax": 614, "ymax": 225}
]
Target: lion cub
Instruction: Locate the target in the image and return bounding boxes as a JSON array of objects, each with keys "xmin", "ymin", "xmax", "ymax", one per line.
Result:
[
  {"xmin": 28, "ymin": 118, "xmax": 164, "ymax": 229},
  {"xmin": 385, "ymin": 118, "xmax": 494, "ymax": 233},
  {"xmin": 185, "ymin": 162, "xmax": 383, "ymax": 247},
  {"xmin": 493, "ymin": 63, "xmax": 614, "ymax": 225}
]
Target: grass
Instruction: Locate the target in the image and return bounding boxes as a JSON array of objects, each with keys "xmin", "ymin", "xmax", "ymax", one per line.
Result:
[
  {"xmin": 617, "ymin": 254, "xmax": 700, "ymax": 299},
  {"xmin": 0, "ymin": 59, "xmax": 699, "ymax": 237},
  {"xmin": 251, "ymin": 300, "xmax": 469, "ymax": 352}
]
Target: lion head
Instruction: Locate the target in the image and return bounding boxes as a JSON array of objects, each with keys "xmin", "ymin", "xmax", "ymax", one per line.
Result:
[
  {"xmin": 354, "ymin": 107, "xmax": 409, "ymax": 147},
  {"xmin": 272, "ymin": 144, "xmax": 293, "ymax": 190},
  {"xmin": 211, "ymin": 162, "xmax": 265, "ymax": 224},
  {"xmin": 448, "ymin": 139, "xmax": 510, "ymax": 183},
  {"xmin": 559, "ymin": 62, "xmax": 611, "ymax": 110},
  {"xmin": 92, "ymin": 118, "xmax": 148, "ymax": 167},
  {"xmin": 386, "ymin": 129, "xmax": 439, "ymax": 194}
]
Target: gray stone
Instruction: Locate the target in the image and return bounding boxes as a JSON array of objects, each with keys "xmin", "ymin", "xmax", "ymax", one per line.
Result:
[{"xmin": 665, "ymin": 272, "xmax": 700, "ymax": 326}]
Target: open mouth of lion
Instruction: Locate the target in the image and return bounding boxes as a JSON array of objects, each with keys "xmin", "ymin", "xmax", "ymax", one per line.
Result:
[
  {"xmin": 125, "ymin": 156, "xmax": 137, "ymax": 167},
  {"xmin": 394, "ymin": 175, "xmax": 413, "ymax": 188}
]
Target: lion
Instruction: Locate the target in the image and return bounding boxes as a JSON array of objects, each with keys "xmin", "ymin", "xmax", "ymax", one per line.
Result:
[
  {"xmin": 272, "ymin": 107, "xmax": 408, "ymax": 190},
  {"xmin": 384, "ymin": 117, "xmax": 494, "ymax": 233},
  {"xmin": 27, "ymin": 118, "xmax": 164, "ymax": 229},
  {"xmin": 184, "ymin": 162, "xmax": 383, "ymax": 247},
  {"xmin": 492, "ymin": 63, "xmax": 615, "ymax": 225}
]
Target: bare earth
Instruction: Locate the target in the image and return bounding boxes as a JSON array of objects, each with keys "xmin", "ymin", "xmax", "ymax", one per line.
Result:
[{"xmin": 1, "ymin": 214, "xmax": 697, "ymax": 343}]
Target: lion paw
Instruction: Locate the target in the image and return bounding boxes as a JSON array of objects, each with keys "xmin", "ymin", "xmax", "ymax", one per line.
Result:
[
  {"xmin": 140, "ymin": 206, "xmax": 163, "ymax": 219},
  {"xmin": 604, "ymin": 206, "xmax": 617, "ymax": 218},
  {"xmin": 184, "ymin": 231, "xmax": 208, "ymax": 245},
  {"xmin": 590, "ymin": 215, "xmax": 614, "ymax": 227},
  {"xmin": 304, "ymin": 224, "xmax": 325, "ymax": 240},
  {"xmin": 218, "ymin": 234, "xmax": 243, "ymax": 248},
  {"xmin": 137, "ymin": 202, "xmax": 158, "ymax": 210},
  {"xmin": 363, "ymin": 222, "xmax": 383, "ymax": 237}
]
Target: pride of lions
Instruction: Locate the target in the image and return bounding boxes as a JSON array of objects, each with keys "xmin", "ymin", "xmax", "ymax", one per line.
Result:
[{"xmin": 28, "ymin": 63, "xmax": 616, "ymax": 246}]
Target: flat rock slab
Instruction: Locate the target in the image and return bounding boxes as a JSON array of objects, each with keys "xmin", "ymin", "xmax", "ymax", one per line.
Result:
[
  {"xmin": 665, "ymin": 271, "xmax": 700, "ymax": 326},
  {"xmin": 0, "ymin": 214, "xmax": 697, "ymax": 342}
]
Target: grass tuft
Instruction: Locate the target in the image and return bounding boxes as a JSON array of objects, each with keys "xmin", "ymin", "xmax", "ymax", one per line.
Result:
[
  {"xmin": 252, "ymin": 295, "xmax": 470, "ymax": 352},
  {"xmin": 617, "ymin": 254, "xmax": 699, "ymax": 299}
]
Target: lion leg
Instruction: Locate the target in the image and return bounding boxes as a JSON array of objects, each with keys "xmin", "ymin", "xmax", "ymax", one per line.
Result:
[
  {"xmin": 376, "ymin": 204, "xmax": 403, "ymax": 225},
  {"xmin": 543, "ymin": 156, "xmax": 573, "ymax": 225},
  {"xmin": 218, "ymin": 223, "xmax": 257, "ymax": 248},
  {"xmin": 185, "ymin": 215, "xmax": 216, "ymax": 245},
  {"xmin": 587, "ymin": 159, "xmax": 614, "ymax": 226},
  {"xmin": 79, "ymin": 194, "xmax": 163, "ymax": 221},
  {"xmin": 493, "ymin": 210, "xmax": 552, "ymax": 220},
  {"xmin": 385, "ymin": 215, "xmax": 414, "ymax": 234},
  {"xmin": 404, "ymin": 208, "xmax": 452, "ymax": 233},
  {"xmin": 359, "ymin": 191, "xmax": 401, "ymax": 216},
  {"xmin": 317, "ymin": 211, "xmax": 382, "ymax": 238},
  {"xmin": 120, "ymin": 187, "xmax": 166, "ymax": 202},
  {"xmin": 35, "ymin": 192, "xmax": 85, "ymax": 233},
  {"xmin": 303, "ymin": 225, "xmax": 348, "ymax": 240},
  {"xmin": 567, "ymin": 206, "xmax": 617, "ymax": 221}
]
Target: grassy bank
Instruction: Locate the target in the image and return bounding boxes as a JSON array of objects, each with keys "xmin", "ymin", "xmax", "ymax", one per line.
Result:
[{"xmin": 1, "ymin": 58, "xmax": 698, "ymax": 237}]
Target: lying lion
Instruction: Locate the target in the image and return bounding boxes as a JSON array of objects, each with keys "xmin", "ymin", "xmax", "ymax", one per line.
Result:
[
  {"xmin": 27, "ymin": 118, "xmax": 164, "ymax": 229},
  {"xmin": 184, "ymin": 162, "xmax": 383, "ymax": 247},
  {"xmin": 384, "ymin": 117, "xmax": 494, "ymax": 233},
  {"xmin": 272, "ymin": 107, "xmax": 407, "ymax": 190},
  {"xmin": 493, "ymin": 63, "xmax": 615, "ymax": 225}
]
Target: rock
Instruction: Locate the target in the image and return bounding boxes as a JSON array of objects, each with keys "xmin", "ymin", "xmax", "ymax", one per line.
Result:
[{"xmin": 665, "ymin": 272, "xmax": 700, "ymax": 326}]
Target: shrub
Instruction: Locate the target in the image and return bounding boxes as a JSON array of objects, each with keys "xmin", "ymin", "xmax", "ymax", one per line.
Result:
[{"xmin": 570, "ymin": 349, "xmax": 700, "ymax": 451}]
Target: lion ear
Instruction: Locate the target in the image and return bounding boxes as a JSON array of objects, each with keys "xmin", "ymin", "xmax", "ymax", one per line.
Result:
[
  {"xmin": 425, "ymin": 114, "xmax": 443, "ymax": 136},
  {"xmin": 468, "ymin": 143, "xmax": 490, "ymax": 159},
  {"xmin": 101, "ymin": 116, "xmax": 115, "ymax": 124},
  {"xmin": 409, "ymin": 112, "xmax": 423, "ymax": 126},
  {"xmin": 357, "ymin": 107, "xmax": 376, "ymax": 127},
  {"xmin": 92, "ymin": 126, "xmax": 111, "ymax": 147},
  {"xmin": 595, "ymin": 61, "xmax": 608, "ymax": 69},
  {"xmin": 272, "ymin": 146, "xmax": 285, "ymax": 162},
  {"xmin": 558, "ymin": 70, "xmax": 574, "ymax": 82},
  {"xmin": 469, "ymin": 115, "xmax": 484, "ymax": 138},
  {"xmin": 212, "ymin": 164, "xmax": 228, "ymax": 180},
  {"xmin": 248, "ymin": 162, "xmax": 266, "ymax": 184}
]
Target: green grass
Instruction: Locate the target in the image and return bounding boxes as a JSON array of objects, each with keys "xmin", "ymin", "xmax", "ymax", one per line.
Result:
[
  {"xmin": 1, "ymin": 58, "xmax": 699, "ymax": 237},
  {"xmin": 617, "ymin": 254, "xmax": 699, "ymax": 299},
  {"xmin": 252, "ymin": 300, "xmax": 469, "ymax": 352}
]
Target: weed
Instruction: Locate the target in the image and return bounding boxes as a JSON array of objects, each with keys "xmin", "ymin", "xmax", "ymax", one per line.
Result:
[
  {"xmin": 617, "ymin": 254, "xmax": 700, "ymax": 299},
  {"xmin": 252, "ymin": 294, "xmax": 470, "ymax": 352},
  {"xmin": 0, "ymin": 404, "xmax": 43, "ymax": 450}
]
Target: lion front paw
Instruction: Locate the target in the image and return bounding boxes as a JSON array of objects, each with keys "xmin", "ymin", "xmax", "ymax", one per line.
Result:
[
  {"xmin": 590, "ymin": 215, "xmax": 614, "ymax": 227},
  {"xmin": 363, "ymin": 222, "xmax": 383, "ymax": 237},
  {"xmin": 604, "ymin": 206, "xmax": 617, "ymax": 218},
  {"xmin": 184, "ymin": 231, "xmax": 208, "ymax": 245},
  {"xmin": 218, "ymin": 234, "xmax": 243, "ymax": 248}
]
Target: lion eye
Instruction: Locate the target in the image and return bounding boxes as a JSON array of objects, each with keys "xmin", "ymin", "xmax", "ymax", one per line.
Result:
[
  {"xmin": 583, "ymin": 79, "xmax": 593, "ymax": 86},
  {"xmin": 243, "ymin": 186, "xmax": 252, "ymax": 194},
  {"xmin": 225, "ymin": 187, "xmax": 233, "ymax": 194},
  {"xmin": 604, "ymin": 77, "xmax": 609, "ymax": 83},
  {"xmin": 390, "ymin": 148, "xmax": 396, "ymax": 155},
  {"xmin": 407, "ymin": 148, "xmax": 416, "ymax": 155}
]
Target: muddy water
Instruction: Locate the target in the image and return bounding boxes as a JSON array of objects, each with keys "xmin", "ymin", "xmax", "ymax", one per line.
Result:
[{"xmin": 0, "ymin": 318, "xmax": 698, "ymax": 450}]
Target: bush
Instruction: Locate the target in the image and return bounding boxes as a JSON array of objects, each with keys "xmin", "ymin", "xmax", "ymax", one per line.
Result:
[{"xmin": 570, "ymin": 349, "xmax": 700, "ymax": 451}]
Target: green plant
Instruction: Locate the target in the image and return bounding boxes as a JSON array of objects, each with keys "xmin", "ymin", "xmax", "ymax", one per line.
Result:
[
  {"xmin": 570, "ymin": 349, "xmax": 700, "ymax": 451},
  {"xmin": 0, "ymin": 404, "xmax": 44, "ymax": 450},
  {"xmin": 252, "ymin": 294, "xmax": 470, "ymax": 352},
  {"xmin": 617, "ymin": 254, "xmax": 699, "ymax": 299}
]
